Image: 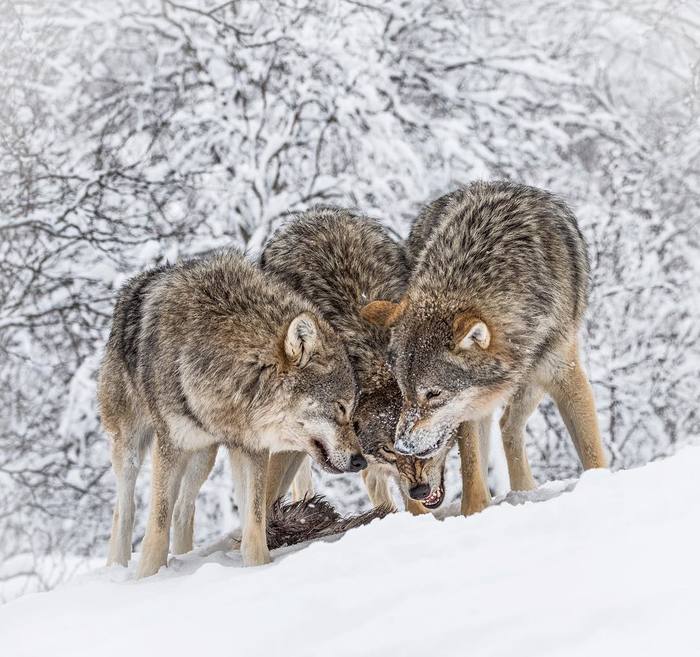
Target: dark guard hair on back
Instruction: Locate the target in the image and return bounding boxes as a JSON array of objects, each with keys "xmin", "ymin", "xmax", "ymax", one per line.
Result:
[{"xmin": 408, "ymin": 181, "xmax": 590, "ymax": 335}]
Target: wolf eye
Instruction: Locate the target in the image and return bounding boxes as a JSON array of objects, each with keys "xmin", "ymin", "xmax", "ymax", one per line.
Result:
[
  {"xmin": 335, "ymin": 401, "xmax": 350, "ymax": 424},
  {"xmin": 425, "ymin": 389, "xmax": 442, "ymax": 400},
  {"xmin": 379, "ymin": 445, "xmax": 397, "ymax": 462}
]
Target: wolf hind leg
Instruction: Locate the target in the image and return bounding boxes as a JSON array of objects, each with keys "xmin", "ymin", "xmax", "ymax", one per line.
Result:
[
  {"xmin": 458, "ymin": 419, "xmax": 491, "ymax": 516},
  {"xmin": 500, "ymin": 384, "xmax": 543, "ymax": 491},
  {"xmin": 137, "ymin": 435, "xmax": 186, "ymax": 578},
  {"xmin": 546, "ymin": 344, "xmax": 607, "ymax": 470},
  {"xmin": 107, "ymin": 425, "xmax": 151, "ymax": 567},
  {"xmin": 172, "ymin": 446, "xmax": 217, "ymax": 555},
  {"xmin": 229, "ymin": 448, "xmax": 247, "ymax": 521}
]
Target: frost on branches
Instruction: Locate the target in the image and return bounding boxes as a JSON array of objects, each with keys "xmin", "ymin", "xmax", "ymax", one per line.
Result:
[{"xmin": 0, "ymin": 0, "xmax": 698, "ymax": 600}]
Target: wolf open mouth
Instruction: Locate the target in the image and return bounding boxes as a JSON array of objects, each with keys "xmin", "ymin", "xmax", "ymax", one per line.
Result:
[{"xmin": 422, "ymin": 484, "xmax": 445, "ymax": 509}]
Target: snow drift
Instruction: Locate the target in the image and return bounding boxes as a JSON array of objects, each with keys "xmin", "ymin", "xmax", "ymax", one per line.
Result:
[{"xmin": 2, "ymin": 446, "xmax": 699, "ymax": 657}]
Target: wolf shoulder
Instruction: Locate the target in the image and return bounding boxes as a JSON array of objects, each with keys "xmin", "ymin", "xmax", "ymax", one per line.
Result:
[{"xmin": 261, "ymin": 207, "xmax": 409, "ymax": 309}]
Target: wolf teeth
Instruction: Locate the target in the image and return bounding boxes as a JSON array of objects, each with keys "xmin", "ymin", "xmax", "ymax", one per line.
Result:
[{"xmin": 424, "ymin": 486, "xmax": 443, "ymax": 506}]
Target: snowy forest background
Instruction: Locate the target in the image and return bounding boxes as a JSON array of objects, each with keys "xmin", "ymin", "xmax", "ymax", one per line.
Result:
[{"xmin": 1, "ymin": 0, "xmax": 699, "ymax": 601}]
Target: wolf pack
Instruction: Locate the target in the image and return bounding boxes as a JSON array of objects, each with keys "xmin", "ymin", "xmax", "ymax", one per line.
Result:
[{"xmin": 99, "ymin": 180, "xmax": 607, "ymax": 578}]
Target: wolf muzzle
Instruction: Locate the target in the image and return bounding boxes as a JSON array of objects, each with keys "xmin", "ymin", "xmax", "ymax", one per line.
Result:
[
  {"xmin": 394, "ymin": 407, "xmax": 453, "ymax": 459},
  {"xmin": 395, "ymin": 433, "xmax": 441, "ymax": 458}
]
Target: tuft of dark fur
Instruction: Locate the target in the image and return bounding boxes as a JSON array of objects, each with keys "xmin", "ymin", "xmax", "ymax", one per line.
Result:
[{"xmin": 265, "ymin": 495, "xmax": 390, "ymax": 550}]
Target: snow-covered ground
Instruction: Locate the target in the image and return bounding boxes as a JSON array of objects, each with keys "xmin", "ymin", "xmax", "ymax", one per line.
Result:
[{"xmin": 2, "ymin": 446, "xmax": 699, "ymax": 657}]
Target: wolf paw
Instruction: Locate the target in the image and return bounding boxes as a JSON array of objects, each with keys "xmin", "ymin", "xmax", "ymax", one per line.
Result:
[
  {"xmin": 136, "ymin": 549, "xmax": 168, "ymax": 579},
  {"xmin": 241, "ymin": 542, "xmax": 271, "ymax": 567}
]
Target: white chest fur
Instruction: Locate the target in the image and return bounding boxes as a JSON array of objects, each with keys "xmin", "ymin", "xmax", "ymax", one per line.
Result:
[{"xmin": 167, "ymin": 414, "xmax": 218, "ymax": 451}]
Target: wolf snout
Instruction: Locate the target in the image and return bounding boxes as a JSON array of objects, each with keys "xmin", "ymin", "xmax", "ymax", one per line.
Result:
[
  {"xmin": 395, "ymin": 431, "xmax": 442, "ymax": 459},
  {"xmin": 394, "ymin": 437, "xmax": 415, "ymax": 456},
  {"xmin": 347, "ymin": 453, "xmax": 368, "ymax": 472}
]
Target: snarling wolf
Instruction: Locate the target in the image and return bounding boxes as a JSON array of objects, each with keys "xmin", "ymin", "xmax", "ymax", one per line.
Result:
[
  {"xmin": 99, "ymin": 250, "xmax": 365, "ymax": 576},
  {"xmin": 260, "ymin": 208, "xmax": 450, "ymax": 512},
  {"xmin": 363, "ymin": 181, "xmax": 607, "ymax": 514}
]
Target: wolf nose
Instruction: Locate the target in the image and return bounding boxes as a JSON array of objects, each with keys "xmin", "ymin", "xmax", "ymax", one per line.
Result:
[
  {"xmin": 409, "ymin": 483, "xmax": 430, "ymax": 500},
  {"xmin": 348, "ymin": 454, "xmax": 367, "ymax": 472}
]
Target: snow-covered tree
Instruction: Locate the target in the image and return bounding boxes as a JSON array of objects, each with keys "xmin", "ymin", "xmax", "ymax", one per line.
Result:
[{"xmin": 1, "ymin": 0, "xmax": 698, "ymax": 600}]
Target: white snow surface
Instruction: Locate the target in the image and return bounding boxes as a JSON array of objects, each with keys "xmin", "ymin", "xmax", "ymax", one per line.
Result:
[{"xmin": 2, "ymin": 447, "xmax": 699, "ymax": 657}]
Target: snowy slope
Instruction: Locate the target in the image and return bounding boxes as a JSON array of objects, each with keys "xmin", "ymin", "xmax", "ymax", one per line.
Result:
[{"xmin": 2, "ymin": 447, "xmax": 699, "ymax": 657}]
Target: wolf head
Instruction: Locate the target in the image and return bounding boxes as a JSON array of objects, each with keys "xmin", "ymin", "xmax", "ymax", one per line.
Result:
[
  {"xmin": 353, "ymin": 376, "xmax": 450, "ymax": 508},
  {"xmin": 394, "ymin": 441, "xmax": 452, "ymax": 508},
  {"xmin": 351, "ymin": 376, "xmax": 401, "ymax": 464},
  {"xmin": 280, "ymin": 312, "xmax": 367, "ymax": 474},
  {"xmin": 361, "ymin": 299, "xmax": 513, "ymax": 458}
]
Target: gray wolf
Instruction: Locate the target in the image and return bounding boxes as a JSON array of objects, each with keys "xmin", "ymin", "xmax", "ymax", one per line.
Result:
[
  {"xmin": 99, "ymin": 250, "xmax": 365, "ymax": 576},
  {"xmin": 261, "ymin": 208, "xmax": 450, "ymax": 513},
  {"xmin": 362, "ymin": 181, "xmax": 607, "ymax": 513}
]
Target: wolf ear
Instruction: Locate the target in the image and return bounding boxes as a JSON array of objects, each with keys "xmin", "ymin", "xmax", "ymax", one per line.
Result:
[
  {"xmin": 360, "ymin": 299, "xmax": 405, "ymax": 328},
  {"xmin": 453, "ymin": 314, "xmax": 491, "ymax": 351},
  {"xmin": 285, "ymin": 312, "xmax": 319, "ymax": 367}
]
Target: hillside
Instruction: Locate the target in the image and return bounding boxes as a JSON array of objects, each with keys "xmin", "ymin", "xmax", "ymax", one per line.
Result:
[{"xmin": 2, "ymin": 446, "xmax": 699, "ymax": 657}]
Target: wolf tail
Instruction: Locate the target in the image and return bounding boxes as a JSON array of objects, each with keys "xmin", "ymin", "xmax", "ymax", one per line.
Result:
[{"xmin": 266, "ymin": 495, "xmax": 390, "ymax": 550}]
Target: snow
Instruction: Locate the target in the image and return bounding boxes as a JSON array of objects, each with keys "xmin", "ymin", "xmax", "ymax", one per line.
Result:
[
  {"xmin": 4, "ymin": 1, "xmax": 699, "ymax": 593},
  {"xmin": 2, "ymin": 446, "xmax": 699, "ymax": 657}
]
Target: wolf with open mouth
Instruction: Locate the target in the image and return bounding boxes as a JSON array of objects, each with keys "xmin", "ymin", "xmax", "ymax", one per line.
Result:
[{"xmin": 261, "ymin": 207, "xmax": 450, "ymax": 512}]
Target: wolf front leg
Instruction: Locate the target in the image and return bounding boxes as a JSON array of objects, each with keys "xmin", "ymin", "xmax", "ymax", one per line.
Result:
[
  {"xmin": 172, "ymin": 446, "xmax": 218, "ymax": 555},
  {"xmin": 266, "ymin": 451, "xmax": 307, "ymax": 505},
  {"xmin": 500, "ymin": 384, "xmax": 543, "ymax": 491},
  {"xmin": 547, "ymin": 343, "xmax": 607, "ymax": 470},
  {"xmin": 457, "ymin": 420, "xmax": 491, "ymax": 516},
  {"xmin": 290, "ymin": 456, "xmax": 314, "ymax": 502},
  {"xmin": 137, "ymin": 435, "xmax": 186, "ymax": 578},
  {"xmin": 232, "ymin": 447, "xmax": 272, "ymax": 566},
  {"xmin": 402, "ymin": 495, "xmax": 428, "ymax": 516},
  {"xmin": 362, "ymin": 462, "xmax": 397, "ymax": 512}
]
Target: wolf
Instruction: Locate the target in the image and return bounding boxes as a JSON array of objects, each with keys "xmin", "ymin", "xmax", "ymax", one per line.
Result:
[
  {"xmin": 260, "ymin": 208, "xmax": 451, "ymax": 513},
  {"xmin": 99, "ymin": 250, "xmax": 365, "ymax": 577},
  {"xmin": 362, "ymin": 181, "xmax": 607, "ymax": 512}
]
